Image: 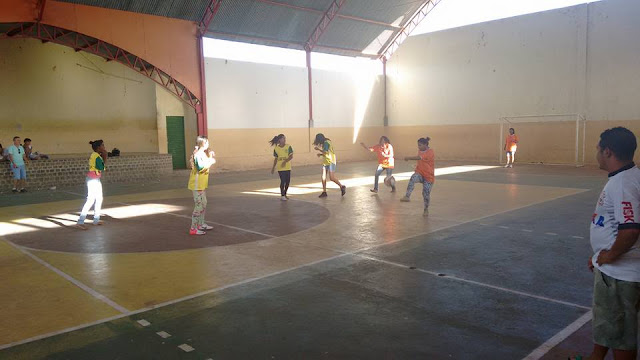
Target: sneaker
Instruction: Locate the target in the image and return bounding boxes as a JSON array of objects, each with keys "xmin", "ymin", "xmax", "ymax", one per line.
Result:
[
  {"xmin": 400, "ymin": 196, "xmax": 410, "ymax": 202},
  {"xmin": 509, "ymin": 164, "xmax": 513, "ymax": 168},
  {"xmin": 74, "ymin": 224, "xmax": 88, "ymax": 230},
  {"xmin": 391, "ymin": 186, "xmax": 396, "ymax": 193},
  {"xmin": 11, "ymin": 188, "xmax": 17, "ymax": 193},
  {"xmin": 93, "ymin": 220, "xmax": 104, "ymax": 226},
  {"xmin": 341, "ymin": 185, "xmax": 346, "ymax": 196},
  {"xmin": 189, "ymin": 228, "xmax": 206, "ymax": 235},
  {"xmin": 504, "ymin": 164, "xmax": 509, "ymax": 168},
  {"xmin": 281, "ymin": 196, "xmax": 288, "ymax": 201},
  {"xmin": 423, "ymin": 208, "xmax": 429, "ymax": 217},
  {"xmin": 370, "ymin": 189, "xmax": 378, "ymax": 193},
  {"xmin": 199, "ymin": 224, "xmax": 214, "ymax": 231},
  {"xmin": 285, "ymin": 195, "xmax": 290, "ymax": 200},
  {"xmin": 19, "ymin": 188, "xmax": 27, "ymax": 193},
  {"xmin": 319, "ymin": 192, "xmax": 328, "ymax": 198}
]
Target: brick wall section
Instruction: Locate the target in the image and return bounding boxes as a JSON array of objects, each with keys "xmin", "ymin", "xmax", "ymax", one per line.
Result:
[{"xmin": 0, "ymin": 154, "xmax": 173, "ymax": 193}]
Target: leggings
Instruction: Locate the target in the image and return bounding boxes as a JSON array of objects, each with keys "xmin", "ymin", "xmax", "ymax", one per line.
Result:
[
  {"xmin": 405, "ymin": 173, "xmax": 434, "ymax": 210},
  {"xmin": 191, "ymin": 190, "xmax": 207, "ymax": 229},
  {"xmin": 78, "ymin": 178, "xmax": 103, "ymax": 225},
  {"xmin": 374, "ymin": 165, "xmax": 393, "ymax": 190},
  {"xmin": 278, "ymin": 170, "xmax": 291, "ymax": 196}
]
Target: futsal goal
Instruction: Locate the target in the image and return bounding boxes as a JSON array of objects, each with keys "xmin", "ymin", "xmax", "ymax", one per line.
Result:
[{"xmin": 499, "ymin": 114, "xmax": 587, "ymax": 167}]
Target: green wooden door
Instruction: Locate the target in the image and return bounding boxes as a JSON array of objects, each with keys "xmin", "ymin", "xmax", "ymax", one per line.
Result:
[{"xmin": 166, "ymin": 116, "xmax": 186, "ymax": 169}]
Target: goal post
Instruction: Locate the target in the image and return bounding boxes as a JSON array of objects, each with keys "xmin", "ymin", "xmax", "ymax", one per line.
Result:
[{"xmin": 499, "ymin": 114, "xmax": 586, "ymax": 167}]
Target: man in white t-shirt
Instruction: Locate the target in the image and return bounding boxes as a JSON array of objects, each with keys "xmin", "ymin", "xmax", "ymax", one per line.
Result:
[{"xmin": 586, "ymin": 127, "xmax": 640, "ymax": 360}]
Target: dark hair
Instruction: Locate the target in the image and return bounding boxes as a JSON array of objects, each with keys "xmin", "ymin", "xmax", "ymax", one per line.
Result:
[
  {"xmin": 13, "ymin": 136, "xmax": 20, "ymax": 141},
  {"xmin": 313, "ymin": 133, "xmax": 330, "ymax": 146},
  {"xmin": 418, "ymin": 137, "xmax": 431, "ymax": 146},
  {"xmin": 599, "ymin": 127, "xmax": 637, "ymax": 162},
  {"xmin": 380, "ymin": 136, "xmax": 391, "ymax": 144},
  {"xmin": 269, "ymin": 134, "xmax": 285, "ymax": 146},
  {"xmin": 24, "ymin": 138, "xmax": 31, "ymax": 143},
  {"xmin": 89, "ymin": 139, "xmax": 104, "ymax": 152},
  {"xmin": 509, "ymin": 128, "xmax": 515, "ymax": 133}
]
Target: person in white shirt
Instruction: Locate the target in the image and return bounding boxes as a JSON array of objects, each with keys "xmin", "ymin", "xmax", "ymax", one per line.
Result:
[{"xmin": 583, "ymin": 127, "xmax": 640, "ymax": 360}]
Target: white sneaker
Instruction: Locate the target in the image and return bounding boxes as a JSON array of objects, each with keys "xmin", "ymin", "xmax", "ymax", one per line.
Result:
[
  {"xmin": 508, "ymin": 164, "xmax": 513, "ymax": 168},
  {"xmin": 504, "ymin": 164, "xmax": 509, "ymax": 168},
  {"xmin": 281, "ymin": 196, "xmax": 288, "ymax": 201},
  {"xmin": 423, "ymin": 208, "xmax": 429, "ymax": 217},
  {"xmin": 199, "ymin": 224, "xmax": 214, "ymax": 231}
]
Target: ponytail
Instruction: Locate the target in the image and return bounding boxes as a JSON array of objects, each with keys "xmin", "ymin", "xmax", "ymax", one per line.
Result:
[{"xmin": 269, "ymin": 134, "xmax": 285, "ymax": 146}]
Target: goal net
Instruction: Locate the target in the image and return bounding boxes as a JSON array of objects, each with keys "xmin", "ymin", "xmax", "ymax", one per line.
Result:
[{"xmin": 499, "ymin": 114, "xmax": 587, "ymax": 167}]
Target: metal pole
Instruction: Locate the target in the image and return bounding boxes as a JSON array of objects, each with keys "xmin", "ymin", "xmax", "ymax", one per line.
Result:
[
  {"xmin": 383, "ymin": 57, "xmax": 388, "ymax": 126},
  {"xmin": 307, "ymin": 50, "xmax": 313, "ymax": 152},
  {"xmin": 197, "ymin": 36, "xmax": 208, "ymax": 136},
  {"xmin": 575, "ymin": 115, "xmax": 580, "ymax": 166},
  {"xmin": 499, "ymin": 120, "xmax": 504, "ymax": 164}
]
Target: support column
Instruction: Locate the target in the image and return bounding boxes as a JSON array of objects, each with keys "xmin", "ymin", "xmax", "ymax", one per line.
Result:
[
  {"xmin": 197, "ymin": 36, "xmax": 208, "ymax": 136},
  {"xmin": 306, "ymin": 50, "xmax": 313, "ymax": 151},
  {"xmin": 383, "ymin": 57, "xmax": 388, "ymax": 126}
]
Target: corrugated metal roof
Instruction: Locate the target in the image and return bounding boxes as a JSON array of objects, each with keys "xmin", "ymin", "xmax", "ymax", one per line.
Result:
[
  {"xmin": 57, "ymin": 0, "xmax": 209, "ymax": 22},
  {"xmin": 54, "ymin": 0, "xmax": 433, "ymax": 58}
]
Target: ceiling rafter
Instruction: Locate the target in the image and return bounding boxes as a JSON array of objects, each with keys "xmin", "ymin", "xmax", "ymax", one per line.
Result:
[{"xmin": 304, "ymin": 0, "xmax": 345, "ymax": 52}]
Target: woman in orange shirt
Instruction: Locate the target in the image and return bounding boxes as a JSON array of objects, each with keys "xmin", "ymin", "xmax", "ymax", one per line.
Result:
[
  {"xmin": 401, "ymin": 137, "xmax": 435, "ymax": 216},
  {"xmin": 360, "ymin": 136, "xmax": 395, "ymax": 193},
  {"xmin": 504, "ymin": 128, "xmax": 519, "ymax": 168}
]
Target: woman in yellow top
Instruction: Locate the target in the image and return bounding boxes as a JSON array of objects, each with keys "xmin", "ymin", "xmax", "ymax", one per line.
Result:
[
  {"xmin": 504, "ymin": 127, "xmax": 519, "ymax": 168},
  {"xmin": 188, "ymin": 136, "xmax": 216, "ymax": 235},
  {"xmin": 313, "ymin": 133, "xmax": 346, "ymax": 198},
  {"xmin": 75, "ymin": 140, "xmax": 107, "ymax": 230},
  {"xmin": 270, "ymin": 134, "xmax": 294, "ymax": 201}
]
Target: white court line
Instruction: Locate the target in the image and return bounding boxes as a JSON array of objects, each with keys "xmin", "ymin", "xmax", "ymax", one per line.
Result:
[
  {"xmin": 522, "ymin": 311, "xmax": 592, "ymax": 360},
  {"xmin": 572, "ymin": 236, "xmax": 585, "ymax": 239},
  {"xmin": 3, "ymin": 239, "xmax": 129, "ymax": 314},
  {"xmin": 0, "ymin": 186, "xmax": 590, "ymax": 351},
  {"xmin": 522, "ymin": 229, "xmax": 533, "ymax": 233},
  {"xmin": 357, "ymin": 255, "xmax": 590, "ymax": 311},
  {"xmin": 63, "ymin": 191, "xmax": 277, "ymax": 239}
]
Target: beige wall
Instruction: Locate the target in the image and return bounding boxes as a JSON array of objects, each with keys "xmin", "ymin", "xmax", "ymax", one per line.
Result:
[
  {"xmin": 385, "ymin": 0, "xmax": 640, "ymax": 165},
  {"xmin": 0, "ymin": 38, "xmax": 158, "ymax": 154},
  {"xmin": 155, "ymin": 84, "xmax": 197, "ymax": 165}
]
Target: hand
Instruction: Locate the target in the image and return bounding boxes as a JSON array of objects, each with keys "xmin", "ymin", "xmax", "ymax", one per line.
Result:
[
  {"xmin": 12, "ymin": 163, "xmax": 17, "ymax": 168},
  {"xmin": 404, "ymin": 157, "xmax": 410, "ymax": 161},
  {"xmin": 588, "ymin": 256, "xmax": 594, "ymax": 272},
  {"xmin": 596, "ymin": 250, "xmax": 616, "ymax": 266},
  {"xmin": 317, "ymin": 153, "xmax": 322, "ymax": 157},
  {"xmin": 271, "ymin": 168, "xmax": 275, "ymax": 174}
]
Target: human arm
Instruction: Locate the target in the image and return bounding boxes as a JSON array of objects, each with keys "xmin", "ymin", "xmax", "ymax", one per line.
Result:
[
  {"xmin": 596, "ymin": 228, "xmax": 640, "ymax": 266},
  {"xmin": 360, "ymin": 142, "xmax": 372, "ymax": 151},
  {"xmin": 271, "ymin": 151, "xmax": 277, "ymax": 174}
]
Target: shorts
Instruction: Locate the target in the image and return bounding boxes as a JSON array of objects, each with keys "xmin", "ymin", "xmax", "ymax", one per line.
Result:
[
  {"xmin": 323, "ymin": 163, "xmax": 337, "ymax": 172},
  {"xmin": 11, "ymin": 164, "xmax": 26, "ymax": 180},
  {"xmin": 506, "ymin": 149, "xmax": 517, "ymax": 155},
  {"xmin": 592, "ymin": 268, "xmax": 640, "ymax": 350}
]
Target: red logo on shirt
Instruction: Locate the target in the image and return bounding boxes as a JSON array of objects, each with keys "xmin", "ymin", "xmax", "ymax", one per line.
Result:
[{"xmin": 622, "ymin": 201, "xmax": 635, "ymax": 223}]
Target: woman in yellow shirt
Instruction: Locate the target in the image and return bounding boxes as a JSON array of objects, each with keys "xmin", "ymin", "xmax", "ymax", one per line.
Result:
[
  {"xmin": 313, "ymin": 133, "xmax": 346, "ymax": 198},
  {"xmin": 75, "ymin": 140, "xmax": 107, "ymax": 229},
  {"xmin": 188, "ymin": 136, "xmax": 216, "ymax": 235},
  {"xmin": 270, "ymin": 134, "xmax": 294, "ymax": 201}
]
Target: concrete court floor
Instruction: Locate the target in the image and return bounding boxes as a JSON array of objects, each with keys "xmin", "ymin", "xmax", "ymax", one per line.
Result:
[{"xmin": 0, "ymin": 159, "xmax": 619, "ymax": 359}]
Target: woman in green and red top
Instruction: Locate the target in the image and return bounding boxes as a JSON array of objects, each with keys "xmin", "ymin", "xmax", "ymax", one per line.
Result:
[
  {"xmin": 361, "ymin": 136, "xmax": 395, "ymax": 193},
  {"xmin": 75, "ymin": 140, "xmax": 107, "ymax": 230}
]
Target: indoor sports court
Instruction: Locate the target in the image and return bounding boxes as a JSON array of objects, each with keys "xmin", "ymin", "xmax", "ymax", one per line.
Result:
[{"xmin": 1, "ymin": 0, "xmax": 639, "ymax": 359}]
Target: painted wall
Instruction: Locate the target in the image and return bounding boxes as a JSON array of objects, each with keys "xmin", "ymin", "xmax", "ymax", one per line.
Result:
[
  {"xmin": 205, "ymin": 58, "xmax": 386, "ymax": 170},
  {"xmin": 0, "ymin": 38, "xmax": 158, "ymax": 154},
  {"xmin": 387, "ymin": 0, "xmax": 640, "ymax": 164},
  {"xmin": 156, "ymin": 84, "xmax": 198, "ymax": 167}
]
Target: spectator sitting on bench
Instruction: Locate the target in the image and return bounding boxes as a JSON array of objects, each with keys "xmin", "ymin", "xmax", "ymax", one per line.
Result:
[{"xmin": 23, "ymin": 138, "xmax": 49, "ymax": 160}]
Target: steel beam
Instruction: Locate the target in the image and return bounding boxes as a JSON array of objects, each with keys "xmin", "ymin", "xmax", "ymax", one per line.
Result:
[
  {"xmin": 255, "ymin": 0, "xmax": 400, "ymax": 29},
  {"xmin": 379, "ymin": 0, "xmax": 442, "ymax": 60},
  {"xmin": 37, "ymin": 0, "xmax": 47, "ymax": 22},
  {"xmin": 304, "ymin": 0, "xmax": 345, "ymax": 52},
  {"xmin": 205, "ymin": 30, "xmax": 378, "ymax": 59},
  {"xmin": 199, "ymin": 0, "xmax": 223, "ymax": 36},
  {"xmin": 1, "ymin": 23, "xmax": 201, "ymax": 109}
]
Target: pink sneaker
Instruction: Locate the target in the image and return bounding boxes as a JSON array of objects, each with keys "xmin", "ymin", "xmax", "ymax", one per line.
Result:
[{"xmin": 189, "ymin": 228, "xmax": 206, "ymax": 235}]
